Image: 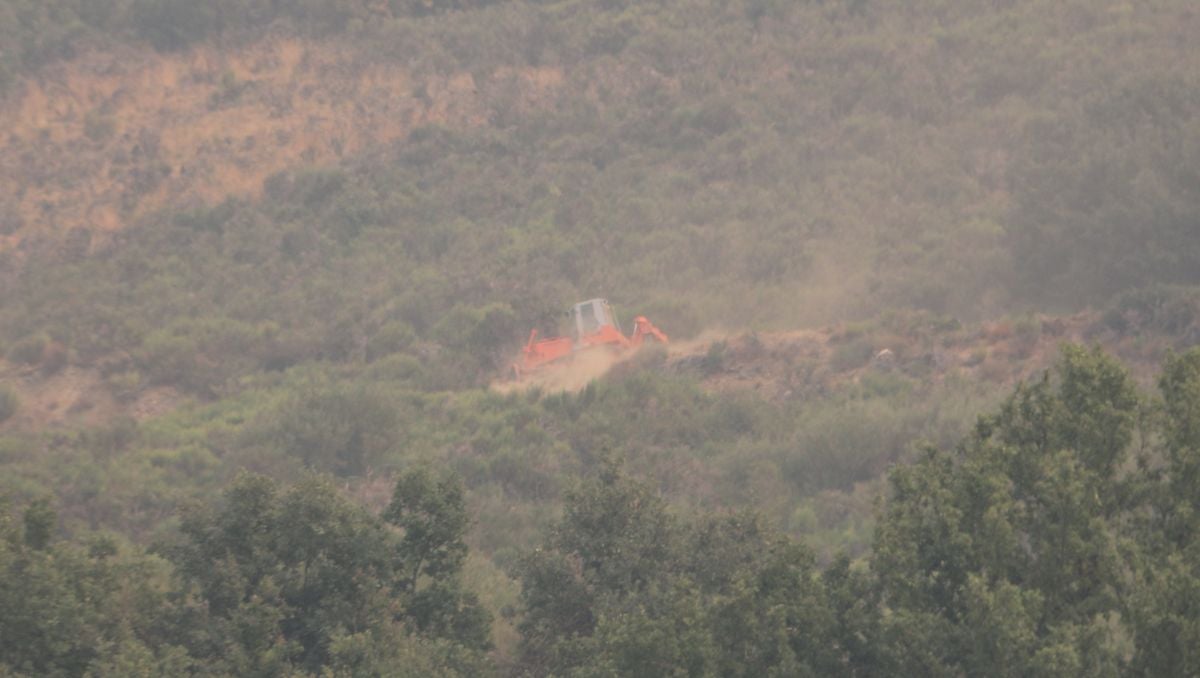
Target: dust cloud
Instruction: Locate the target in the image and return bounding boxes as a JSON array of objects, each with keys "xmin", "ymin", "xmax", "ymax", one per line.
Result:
[
  {"xmin": 491, "ymin": 346, "xmax": 629, "ymax": 394},
  {"xmin": 490, "ymin": 330, "xmax": 733, "ymax": 395}
]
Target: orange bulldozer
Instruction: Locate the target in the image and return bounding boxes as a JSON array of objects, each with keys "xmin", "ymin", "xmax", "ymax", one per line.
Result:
[{"xmin": 513, "ymin": 298, "xmax": 668, "ymax": 379}]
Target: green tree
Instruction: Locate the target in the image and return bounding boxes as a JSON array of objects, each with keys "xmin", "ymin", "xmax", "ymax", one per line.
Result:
[
  {"xmin": 1126, "ymin": 347, "xmax": 1200, "ymax": 676},
  {"xmin": 0, "ymin": 386, "xmax": 18, "ymax": 424},
  {"xmin": 385, "ymin": 467, "xmax": 491, "ymax": 650},
  {"xmin": 1159, "ymin": 348, "xmax": 1200, "ymax": 503},
  {"xmin": 161, "ymin": 471, "xmax": 490, "ymax": 675},
  {"xmin": 872, "ymin": 345, "xmax": 1137, "ymax": 676},
  {"xmin": 0, "ymin": 497, "xmax": 187, "ymax": 677},
  {"xmin": 22, "ymin": 497, "xmax": 55, "ymax": 551},
  {"xmin": 385, "ymin": 467, "xmax": 469, "ymax": 589},
  {"xmin": 515, "ymin": 464, "xmax": 841, "ymax": 677}
]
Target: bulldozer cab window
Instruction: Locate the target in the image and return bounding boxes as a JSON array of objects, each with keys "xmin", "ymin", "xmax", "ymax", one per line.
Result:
[{"xmin": 574, "ymin": 300, "xmax": 608, "ymax": 338}]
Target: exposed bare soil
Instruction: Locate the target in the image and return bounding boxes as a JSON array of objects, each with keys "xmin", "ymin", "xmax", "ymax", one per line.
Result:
[
  {"xmin": 0, "ymin": 356, "xmax": 188, "ymax": 432},
  {"xmin": 0, "ymin": 309, "xmax": 1185, "ymax": 433},
  {"xmin": 505, "ymin": 311, "xmax": 1180, "ymax": 400}
]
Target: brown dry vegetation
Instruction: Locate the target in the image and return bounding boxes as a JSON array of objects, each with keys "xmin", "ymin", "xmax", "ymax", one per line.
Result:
[
  {"xmin": 0, "ymin": 358, "xmax": 184, "ymax": 431},
  {"xmin": 665, "ymin": 311, "xmax": 1184, "ymax": 397},
  {"xmin": 0, "ymin": 37, "xmax": 567, "ymax": 252}
]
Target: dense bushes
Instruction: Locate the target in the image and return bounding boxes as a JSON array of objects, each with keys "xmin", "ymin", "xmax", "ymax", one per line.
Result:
[
  {"xmin": 4, "ymin": 0, "xmax": 1198, "ymax": 397},
  {"xmin": 130, "ymin": 0, "xmax": 225, "ymax": 50},
  {"xmin": 5, "ymin": 345, "xmax": 1200, "ymax": 673},
  {"xmin": 267, "ymin": 382, "xmax": 398, "ymax": 475},
  {"xmin": 4, "ymin": 333, "xmax": 45, "ymax": 366},
  {"xmin": 501, "ymin": 346, "xmax": 1200, "ymax": 675},
  {"xmin": 514, "ymin": 465, "xmax": 845, "ymax": 676},
  {"xmin": 1101, "ymin": 285, "xmax": 1200, "ymax": 339},
  {"xmin": 138, "ymin": 317, "xmax": 270, "ymax": 395},
  {"xmin": 0, "ymin": 0, "xmax": 518, "ymax": 79},
  {"xmin": 0, "ymin": 341, "xmax": 1002, "ymax": 564},
  {"xmin": 0, "ymin": 386, "xmax": 17, "ymax": 423},
  {"xmin": 0, "ymin": 471, "xmax": 491, "ymax": 676},
  {"xmin": 3, "ymin": 0, "xmax": 1199, "ymax": 671},
  {"xmin": 865, "ymin": 346, "xmax": 1200, "ymax": 676}
]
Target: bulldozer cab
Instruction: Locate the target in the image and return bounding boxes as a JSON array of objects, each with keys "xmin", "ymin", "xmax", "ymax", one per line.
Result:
[{"xmin": 571, "ymin": 298, "xmax": 621, "ymax": 341}]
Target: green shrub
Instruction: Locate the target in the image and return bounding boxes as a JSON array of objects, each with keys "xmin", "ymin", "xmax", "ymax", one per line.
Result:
[
  {"xmin": 0, "ymin": 386, "xmax": 18, "ymax": 423},
  {"xmin": 857, "ymin": 371, "xmax": 913, "ymax": 399},
  {"xmin": 1011, "ymin": 314, "xmax": 1042, "ymax": 358},
  {"xmin": 831, "ymin": 336, "xmax": 875, "ymax": 372},
  {"xmin": 39, "ymin": 341, "xmax": 68, "ymax": 376},
  {"xmin": 965, "ymin": 347, "xmax": 987, "ymax": 367},
  {"xmin": 367, "ymin": 322, "xmax": 417, "ymax": 362},
  {"xmin": 131, "ymin": 0, "xmax": 221, "ymax": 50},
  {"xmin": 138, "ymin": 317, "xmax": 263, "ymax": 395},
  {"xmin": 367, "ymin": 354, "xmax": 425, "ymax": 383},
  {"xmin": 277, "ymin": 167, "xmax": 349, "ymax": 209},
  {"xmin": 1013, "ymin": 314, "xmax": 1041, "ymax": 341},
  {"xmin": 172, "ymin": 199, "xmax": 238, "ymax": 233},
  {"xmin": 700, "ymin": 340, "xmax": 727, "ymax": 375},
  {"xmin": 0, "ymin": 200, "xmax": 22, "ymax": 236},
  {"xmin": 83, "ymin": 109, "xmax": 115, "ymax": 142},
  {"xmin": 434, "ymin": 303, "xmax": 519, "ymax": 359},
  {"xmin": 1102, "ymin": 285, "xmax": 1200, "ymax": 336},
  {"xmin": 268, "ymin": 383, "xmax": 398, "ymax": 476},
  {"xmin": 6, "ymin": 334, "xmax": 48, "ymax": 366},
  {"xmin": 105, "ymin": 370, "xmax": 144, "ymax": 404}
]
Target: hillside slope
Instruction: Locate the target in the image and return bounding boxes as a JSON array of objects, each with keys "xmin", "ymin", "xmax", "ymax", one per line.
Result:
[
  {"xmin": 3, "ymin": 0, "xmax": 1198, "ymax": 343},
  {"xmin": 0, "ymin": 37, "xmax": 540, "ymax": 248},
  {"xmin": 5, "ymin": 303, "xmax": 1192, "ymax": 435},
  {"xmin": 3, "ymin": 4, "xmax": 1200, "ymax": 672},
  {"xmin": 2, "ymin": 0, "xmax": 1198, "ymax": 551}
]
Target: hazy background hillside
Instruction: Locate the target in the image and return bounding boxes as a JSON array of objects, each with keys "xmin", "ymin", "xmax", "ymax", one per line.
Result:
[
  {"xmin": 4, "ymin": 0, "xmax": 1198, "ymax": 341},
  {"xmin": 2, "ymin": 0, "xmax": 1200, "ymax": 674}
]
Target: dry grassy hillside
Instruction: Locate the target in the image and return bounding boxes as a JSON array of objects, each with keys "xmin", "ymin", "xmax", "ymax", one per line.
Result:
[{"xmin": 1, "ymin": 37, "xmax": 569, "ymax": 251}]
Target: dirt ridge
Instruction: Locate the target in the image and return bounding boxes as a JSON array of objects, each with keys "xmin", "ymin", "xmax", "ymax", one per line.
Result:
[{"xmin": 0, "ymin": 309, "xmax": 1187, "ymax": 434}]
